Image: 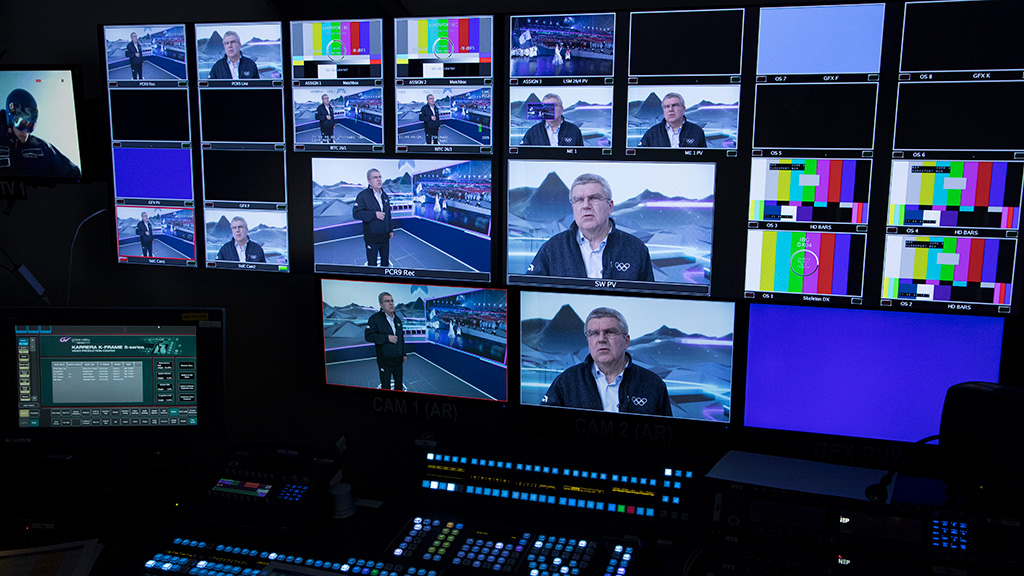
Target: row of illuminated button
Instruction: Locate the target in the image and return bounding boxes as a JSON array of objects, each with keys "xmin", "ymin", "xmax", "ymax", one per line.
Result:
[
  {"xmin": 277, "ymin": 484, "xmax": 309, "ymax": 501},
  {"xmin": 144, "ymin": 554, "xmax": 260, "ymax": 575},
  {"xmin": 425, "ymin": 453, "xmax": 691, "ymax": 488},
  {"xmin": 526, "ymin": 535, "xmax": 595, "ymax": 576},
  {"xmin": 422, "ymin": 481, "xmax": 657, "ymax": 517},
  {"xmin": 604, "ymin": 544, "xmax": 634, "ymax": 576},
  {"xmin": 41, "ymin": 416, "xmax": 197, "ymax": 427},
  {"xmin": 394, "ymin": 518, "xmax": 462, "ymax": 561},
  {"xmin": 17, "ymin": 344, "xmax": 30, "ymax": 400},
  {"xmin": 930, "ymin": 519, "xmax": 968, "ymax": 550},
  {"xmin": 451, "ymin": 536, "xmax": 525, "ymax": 571},
  {"xmin": 166, "ymin": 538, "xmax": 438, "ymax": 575},
  {"xmin": 46, "ymin": 406, "xmax": 194, "ymax": 417}
]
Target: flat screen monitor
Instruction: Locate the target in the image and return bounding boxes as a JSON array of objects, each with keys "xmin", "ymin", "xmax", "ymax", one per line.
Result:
[
  {"xmin": 3, "ymin": 307, "xmax": 225, "ymax": 444},
  {"xmin": 0, "ymin": 66, "xmax": 84, "ymax": 183},
  {"xmin": 312, "ymin": 158, "xmax": 492, "ymax": 283},
  {"xmin": 744, "ymin": 304, "xmax": 1004, "ymax": 443},
  {"xmin": 509, "ymin": 86, "xmax": 613, "ymax": 149},
  {"xmin": 395, "ymin": 16, "xmax": 492, "ymax": 80},
  {"xmin": 322, "ymin": 279, "xmax": 507, "ymax": 402},
  {"xmin": 520, "ymin": 291, "xmax": 735, "ymax": 423},
  {"xmin": 507, "ymin": 159, "xmax": 716, "ymax": 295},
  {"xmin": 509, "ymin": 13, "xmax": 615, "ymax": 78},
  {"xmin": 290, "ymin": 19, "xmax": 384, "ymax": 152}
]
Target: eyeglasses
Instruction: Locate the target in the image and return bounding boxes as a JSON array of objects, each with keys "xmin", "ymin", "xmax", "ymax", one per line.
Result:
[
  {"xmin": 585, "ymin": 328, "xmax": 624, "ymax": 339},
  {"xmin": 570, "ymin": 194, "xmax": 610, "ymax": 206}
]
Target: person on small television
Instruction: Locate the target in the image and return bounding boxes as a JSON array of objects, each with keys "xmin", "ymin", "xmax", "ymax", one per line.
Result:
[
  {"xmin": 364, "ymin": 291, "xmax": 407, "ymax": 391},
  {"xmin": 125, "ymin": 32, "xmax": 145, "ymax": 80},
  {"xmin": 419, "ymin": 94, "xmax": 440, "ymax": 144},
  {"xmin": 352, "ymin": 168, "xmax": 393, "ymax": 267},
  {"xmin": 136, "ymin": 211, "xmax": 154, "ymax": 257},
  {"xmin": 315, "ymin": 94, "xmax": 336, "ymax": 143},
  {"xmin": 526, "ymin": 173, "xmax": 653, "ymax": 281},
  {"xmin": 638, "ymin": 93, "xmax": 706, "ymax": 148},
  {"xmin": 519, "ymin": 93, "xmax": 583, "ymax": 147},
  {"xmin": 0, "ymin": 88, "xmax": 82, "ymax": 179},
  {"xmin": 208, "ymin": 31, "xmax": 260, "ymax": 80},
  {"xmin": 215, "ymin": 216, "xmax": 266, "ymax": 263},
  {"xmin": 541, "ymin": 307, "xmax": 671, "ymax": 416}
]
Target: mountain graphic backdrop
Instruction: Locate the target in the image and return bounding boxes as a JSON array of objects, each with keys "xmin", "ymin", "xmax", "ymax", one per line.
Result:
[
  {"xmin": 508, "ymin": 171, "xmax": 713, "ymax": 285},
  {"xmin": 521, "ymin": 304, "xmax": 732, "ymax": 422}
]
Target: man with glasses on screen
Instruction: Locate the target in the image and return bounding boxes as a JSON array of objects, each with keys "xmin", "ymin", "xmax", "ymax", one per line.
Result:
[
  {"xmin": 365, "ymin": 292, "xmax": 407, "ymax": 391},
  {"xmin": 1, "ymin": 88, "xmax": 81, "ymax": 179},
  {"xmin": 638, "ymin": 93, "xmax": 706, "ymax": 148},
  {"xmin": 541, "ymin": 307, "xmax": 671, "ymax": 416},
  {"xmin": 208, "ymin": 30, "xmax": 260, "ymax": 80},
  {"xmin": 519, "ymin": 93, "xmax": 583, "ymax": 147},
  {"xmin": 526, "ymin": 173, "xmax": 653, "ymax": 281}
]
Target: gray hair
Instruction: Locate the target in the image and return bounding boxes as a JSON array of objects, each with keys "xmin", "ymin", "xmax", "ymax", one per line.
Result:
[
  {"xmin": 569, "ymin": 173, "xmax": 612, "ymax": 201},
  {"xmin": 230, "ymin": 216, "xmax": 248, "ymax": 228},
  {"xmin": 663, "ymin": 92, "xmax": 685, "ymax": 108},
  {"xmin": 542, "ymin": 93, "xmax": 563, "ymax": 108},
  {"xmin": 378, "ymin": 291, "xmax": 393, "ymax": 305},
  {"xmin": 223, "ymin": 31, "xmax": 241, "ymax": 43},
  {"xmin": 367, "ymin": 168, "xmax": 381, "ymax": 181},
  {"xmin": 584, "ymin": 307, "xmax": 628, "ymax": 337}
]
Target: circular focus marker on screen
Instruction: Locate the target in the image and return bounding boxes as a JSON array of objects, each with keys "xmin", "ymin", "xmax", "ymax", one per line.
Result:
[
  {"xmin": 432, "ymin": 37, "xmax": 453, "ymax": 60},
  {"xmin": 326, "ymin": 40, "xmax": 347, "ymax": 62},
  {"xmin": 789, "ymin": 249, "xmax": 820, "ymax": 277}
]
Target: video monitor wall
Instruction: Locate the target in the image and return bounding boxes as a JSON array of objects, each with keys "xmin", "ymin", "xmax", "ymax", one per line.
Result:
[
  {"xmin": 312, "ymin": 158, "xmax": 492, "ymax": 283},
  {"xmin": 520, "ymin": 291, "xmax": 735, "ymax": 423},
  {"xmin": 104, "ymin": 25, "xmax": 196, "ymax": 268},
  {"xmin": 508, "ymin": 13, "xmax": 615, "ymax": 156},
  {"xmin": 395, "ymin": 16, "xmax": 493, "ymax": 154},
  {"xmin": 195, "ymin": 21, "xmax": 289, "ymax": 273},
  {"xmin": 291, "ymin": 19, "xmax": 385, "ymax": 153},
  {"xmin": 885, "ymin": 0, "xmax": 1023, "ymax": 314},
  {"xmin": 0, "ymin": 67, "xmax": 84, "ymax": 182},
  {"xmin": 745, "ymin": 3, "xmax": 886, "ymax": 306},
  {"xmin": 507, "ymin": 159, "xmax": 716, "ymax": 295},
  {"xmin": 322, "ymin": 279, "xmax": 507, "ymax": 401},
  {"xmin": 627, "ymin": 9, "xmax": 744, "ymax": 155}
]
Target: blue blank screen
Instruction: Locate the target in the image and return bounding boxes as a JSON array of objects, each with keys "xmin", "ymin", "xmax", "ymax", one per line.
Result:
[
  {"xmin": 744, "ymin": 305, "xmax": 1003, "ymax": 442},
  {"xmin": 113, "ymin": 147, "xmax": 194, "ymax": 200}
]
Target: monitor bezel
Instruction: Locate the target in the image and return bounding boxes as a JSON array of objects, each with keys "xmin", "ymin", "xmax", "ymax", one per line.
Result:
[
  {"xmin": 0, "ymin": 64, "xmax": 88, "ymax": 185},
  {"xmin": 3, "ymin": 307, "xmax": 226, "ymax": 445}
]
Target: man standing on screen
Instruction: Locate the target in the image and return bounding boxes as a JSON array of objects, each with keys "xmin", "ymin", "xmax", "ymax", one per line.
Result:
[
  {"xmin": 125, "ymin": 32, "xmax": 145, "ymax": 80},
  {"xmin": 526, "ymin": 173, "xmax": 654, "ymax": 281},
  {"xmin": 541, "ymin": 307, "xmax": 671, "ymax": 416},
  {"xmin": 420, "ymin": 94, "xmax": 440, "ymax": 144},
  {"xmin": 1, "ymin": 88, "xmax": 82, "ymax": 179},
  {"xmin": 316, "ymin": 94, "xmax": 336, "ymax": 143},
  {"xmin": 519, "ymin": 93, "xmax": 584, "ymax": 147},
  {"xmin": 352, "ymin": 168, "xmax": 393, "ymax": 267},
  {"xmin": 136, "ymin": 211, "xmax": 154, "ymax": 257},
  {"xmin": 638, "ymin": 93, "xmax": 706, "ymax": 148},
  {"xmin": 215, "ymin": 216, "xmax": 266, "ymax": 263},
  {"xmin": 365, "ymin": 291, "xmax": 407, "ymax": 391},
  {"xmin": 208, "ymin": 31, "xmax": 260, "ymax": 80}
]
